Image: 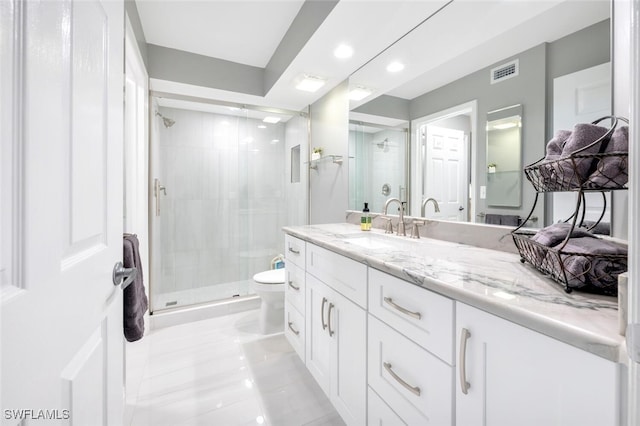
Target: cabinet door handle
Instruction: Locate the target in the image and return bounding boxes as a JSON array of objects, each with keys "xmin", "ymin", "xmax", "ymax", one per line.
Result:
[
  {"xmin": 328, "ymin": 303, "xmax": 335, "ymax": 337},
  {"xmin": 459, "ymin": 328, "xmax": 471, "ymax": 395},
  {"xmin": 383, "ymin": 297, "xmax": 421, "ymax": 320},
  {"xmin": 288, "ymin": 280, "xmax": 300, "ymax": 291},
  {"xmin": 321, "ymin": 297, "xmax": 328, "ymax": 330},
  {"xmin": 287, "ymin": 321, "xmax": 300, "ymax": 336},
  {"xmin": 288, "ymin": 247, "xmax": 300, "ymax": 255},
  {"xmin": 383, "ymin": 362, "xmax": 421, "ymax": 396}
]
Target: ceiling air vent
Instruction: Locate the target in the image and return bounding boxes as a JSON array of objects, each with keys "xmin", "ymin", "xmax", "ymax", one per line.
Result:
[{"xmin": 490, "ymin": 59, "xmax": 519, "ymax": 84}]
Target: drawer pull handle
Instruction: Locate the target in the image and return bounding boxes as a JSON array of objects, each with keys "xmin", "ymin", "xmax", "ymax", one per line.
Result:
[
  {"xmin": 383, "ymin": 297, "xmax": 421, "ymax": 320},
  {"xmin": 383, "ymin": 362, "xmax": 421, "ymax": 396},
  {"xmin": 288, "ymin": 280, "xmax": 300, "ymax": 291},
  {"xmin": 288, "ymin": 247, "xmax": 300, "ymax": 255},
  {"xmin": 287, "ymin": 321, "xmax": 300, "ymax": 336},
  {"xmin": 328, "ymin": 303, "xmax": 335, "ymax": 337},
  {"xmin": 459, "ymin": 328, "xmax": 471, "ymax": 395},
  {"xmin": 321, "ymin": 297, "xmax": 328, "ymax": 330}
]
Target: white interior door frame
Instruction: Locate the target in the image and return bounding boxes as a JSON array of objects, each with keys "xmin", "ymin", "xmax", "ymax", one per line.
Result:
[{"xmin": 411, "ymin": 100, "xmax": 477, "ymax": 220}]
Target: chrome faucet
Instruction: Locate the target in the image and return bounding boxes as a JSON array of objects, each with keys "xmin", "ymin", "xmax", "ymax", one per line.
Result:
[
  {"xmin": 421, "ymin": 197, "xmax": 441, "ymax": 217},
  {"xmin": 383, "ymin": 198, "xmax": 406, "ymax": 236}
]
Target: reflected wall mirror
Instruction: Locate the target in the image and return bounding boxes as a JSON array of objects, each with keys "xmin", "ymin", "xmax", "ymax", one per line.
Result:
[{"xmin": 486, "ymin": 105, "xmax": 522, "ymax": 208}]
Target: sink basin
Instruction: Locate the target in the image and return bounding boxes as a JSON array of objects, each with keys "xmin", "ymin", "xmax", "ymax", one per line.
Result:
[{"xmin": 341, "ymin": 234, "xmax": 394, "ymax": 250}]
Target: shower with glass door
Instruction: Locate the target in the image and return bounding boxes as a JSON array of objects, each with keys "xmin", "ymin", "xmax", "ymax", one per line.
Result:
[{"xmin": 149, "ymin": 98, "xmax": 307, "ymax": 313}]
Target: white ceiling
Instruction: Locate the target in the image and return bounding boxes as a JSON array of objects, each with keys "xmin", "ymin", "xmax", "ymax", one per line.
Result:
[
  {"xmin": 136, "ymin": 0, "xmax": 305, "ymax": 67},
  {"xmin": 136, "ymin": 0, "xmax": 610, "ymax": 115}
]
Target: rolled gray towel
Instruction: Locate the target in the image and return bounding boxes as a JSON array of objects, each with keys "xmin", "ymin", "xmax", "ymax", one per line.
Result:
[
  {"xmin": 556, "ymin": 237, "xmax": 627, "ymax": 292},
  {"xmin": 560, "ymin": 122, "xmax": 610, "ymax": 181},
  {"xmin": 544, "ymin": 129, "xmax": 572, "ymax": 160},
  {"xmin": 586, "ymin": 125, "xmax": 628, "ymax": 188},
  {"xmin": 530, "ymin": 222, "xmax": 595, "ymax": 247}
]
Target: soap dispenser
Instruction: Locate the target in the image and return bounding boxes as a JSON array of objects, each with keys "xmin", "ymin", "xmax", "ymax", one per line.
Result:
[{"xmin": 361, "ymin": 202, "xmax": 371, "ymax": 231}]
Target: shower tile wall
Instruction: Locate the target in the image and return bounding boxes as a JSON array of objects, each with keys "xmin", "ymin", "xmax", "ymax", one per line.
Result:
[
  {"xmin": 349, "ymin": 129, "xmax": 406, "ymax": 213},
  {"xmin": 157, "ymin": 107, "xmax": 285, "ymax": 305}
]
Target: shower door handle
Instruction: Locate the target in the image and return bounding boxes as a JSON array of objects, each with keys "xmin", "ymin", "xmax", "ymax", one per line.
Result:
[{"xmin": 154, "ymin": 178, "xmax": 167, "ymax": 216}]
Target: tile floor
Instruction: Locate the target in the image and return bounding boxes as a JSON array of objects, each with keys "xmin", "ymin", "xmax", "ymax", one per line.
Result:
[{"xmin": 125, "ymin": 309, "xmax": 344, "ymax": 426}]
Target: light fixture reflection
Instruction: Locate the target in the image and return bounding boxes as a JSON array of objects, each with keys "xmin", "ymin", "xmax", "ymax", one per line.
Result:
[
  {"xmin": 386, "ymin": 61, "xmax": 405, "ymax": 72},
  {"xmin": 349, "ymin": 86, "xmax": 373, "ymax": 101},
  {"xmin": 295, "ymin": 74, "xmax": 326, "ymax": 92}
]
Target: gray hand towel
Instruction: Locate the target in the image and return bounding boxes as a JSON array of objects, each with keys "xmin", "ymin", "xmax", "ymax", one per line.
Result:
[
  {"xmin": 530, "ymin": 222, "xmax": 595, "ymax": 247},
  {"xmin": 123, "ymin": 234, "xmax": 148, "ymax": 342}
]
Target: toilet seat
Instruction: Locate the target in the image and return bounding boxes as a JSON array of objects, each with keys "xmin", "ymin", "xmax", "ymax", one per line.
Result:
[{"xmin": 253, "ymin": 269, "xmax": 285, "ymax": 284}]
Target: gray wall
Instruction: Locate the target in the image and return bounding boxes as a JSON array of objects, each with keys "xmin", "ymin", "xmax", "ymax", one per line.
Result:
[
  {"xmin": 309, "ymin": 80, "xmax": 349, "ymax": 224},
  {"xmin": 125, "ymin": 0, "xmax": 148, "ymax": 68},
  {"xmin": 147, "ymin": 44, "xmax": 264, "ymax": 96}
]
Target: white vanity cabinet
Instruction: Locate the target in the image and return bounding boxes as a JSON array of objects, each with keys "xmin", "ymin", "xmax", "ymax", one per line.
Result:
[
  {"xmin": 284, "ymin": 235, "xmax": 306, "ymax": 360},
  {"xmin": 367, "ymin": 269, "xmax": 455, "ymax": 425},
  {"xmin": 456, "ymin": 302, "xmax": 620, "ymax": 426},
  {"xmin": 305, "ymin": 244, "xmax": 367, "ymax": 426}
]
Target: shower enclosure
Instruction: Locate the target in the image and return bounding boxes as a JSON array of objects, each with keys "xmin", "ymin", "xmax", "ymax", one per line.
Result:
[
  {"xmin": 349, "ymin": 122, "xmax": 409, "ymax": 213},
  {"xmin": 149, "ymin": 99, "xmax": 308, "ymax": 312}
]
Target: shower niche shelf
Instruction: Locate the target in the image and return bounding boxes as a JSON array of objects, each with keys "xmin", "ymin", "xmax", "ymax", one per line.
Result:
[{"xmin": 309, "ymin": 155, "xmax": 344, "ymax": 170}]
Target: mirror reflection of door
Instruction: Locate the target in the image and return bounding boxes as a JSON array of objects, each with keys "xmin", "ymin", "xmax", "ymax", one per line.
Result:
[
  {"xmin": 552, "ymin": 62, "xmax": 612, "ymax": 233},
  {"xmin": 422, "ymin": 125, "xmax": 469, "ymax": 221}
]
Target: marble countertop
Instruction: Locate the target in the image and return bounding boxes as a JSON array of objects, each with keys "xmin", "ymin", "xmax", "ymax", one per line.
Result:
[{"xmin": 282, "ymin": 223, "xmax": 625, "ymax": 363}]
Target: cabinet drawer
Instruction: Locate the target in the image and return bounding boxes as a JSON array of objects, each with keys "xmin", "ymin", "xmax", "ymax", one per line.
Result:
[
  {"xmin": 369, "ymin": 268, "xmax": 454, "ymax": 364},
  {"xmin": 368, "ymin": 316, "xmax": 453, "ymax": 426},
  {"xmin": 285, "ymin": 263, "xmax": 305, "ymax": 313},
  {"xmin": 368, "ymin": 387, "xmax": 404, "ymax": 426},
  {"xmin": 285, "ymin": 301, "xmax": 305, "ymax": 360},
  {"xmin": 306, "ymin": 243, "xmax": 367, "ymax": 308},
  {"xmin": 285, "ymin": 234, "xmax": 306, "ymax": 269}
]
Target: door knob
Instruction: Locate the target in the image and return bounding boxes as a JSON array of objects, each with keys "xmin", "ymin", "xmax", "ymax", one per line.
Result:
[
  {"xmin": 112, "ymin": 261, "xmax": 137, "ymax": 290},
  {"xmin": 459, "ymin": 206, "xmax": 464, "ymax": 211}
]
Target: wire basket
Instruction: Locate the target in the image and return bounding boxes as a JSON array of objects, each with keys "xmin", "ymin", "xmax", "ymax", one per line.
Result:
[
  {"xmin": 512, "ymin": 230, "xmax": 626, "ymax": 296},
  {"xmin": 524, "ymin": 116, "xmax": 629, "ymax": 192}
]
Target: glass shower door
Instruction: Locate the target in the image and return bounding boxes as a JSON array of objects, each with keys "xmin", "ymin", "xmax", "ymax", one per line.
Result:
[{"xmin": 149, "ymin": 102, "xmax": 289, "ymax": 313}]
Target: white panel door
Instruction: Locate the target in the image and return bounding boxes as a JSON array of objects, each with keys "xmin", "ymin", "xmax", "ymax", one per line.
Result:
[
  {"xmin": 1, "ymin": 0, "xmax": 125, "ymax": 424},
  {"xmin": 552, "ymin": 62, "xmax": 612, "ymax": 227},
  {"xmin": 424, "ymin": 125, "xmax": 468, "ymax": 221}
]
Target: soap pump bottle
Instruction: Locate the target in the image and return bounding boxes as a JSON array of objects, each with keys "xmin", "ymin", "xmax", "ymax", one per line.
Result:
[{"xmin": 361, "ymin": 202, "xmax": 371, "ymax": 231}]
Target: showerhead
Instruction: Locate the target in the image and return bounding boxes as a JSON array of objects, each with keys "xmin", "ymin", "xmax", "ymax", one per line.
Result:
[
  {"xmin": 376, "ymin": 138, "xmax": 389, "ymax": 149},
  {"xmin": 155, "ymin": 111, "xmax": 175, "ymax": 128}
]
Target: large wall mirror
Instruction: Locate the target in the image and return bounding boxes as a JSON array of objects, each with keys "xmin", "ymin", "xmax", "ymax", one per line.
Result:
[{"xmin": 347, "ymin": 0, "xmax": 612, "ymax": 231}]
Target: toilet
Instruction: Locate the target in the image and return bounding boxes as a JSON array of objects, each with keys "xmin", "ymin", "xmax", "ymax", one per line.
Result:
[{"xmin": 252, "ymin": 268, "xmax": 286, "ymax": 334}]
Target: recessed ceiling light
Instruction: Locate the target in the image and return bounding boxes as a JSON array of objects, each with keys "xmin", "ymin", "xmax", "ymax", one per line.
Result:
[
  {"xmin": 257, "ymin": 124, "xmax": 267, "ymax": 129},
  {"xmin": 349, "ymin": 86, "xmax": 373, "ymax": 101},
  {"xmin": 271, "ymin": 139, "xmax": 280, "ymax": 144},
  {"xmin": 334, "ymin": 44, "xmax": 354, "ymax": 59},
  {"xmin": 386, "ymin": 61, "xmax": 405, "ymax": 73},
  {"xmin": 263, "ymin": 117, "xmax": 281, "ymax": 124},
  {"xmin": 295, "ymin": 74, "xmax": 326, "ymax": 92}
]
